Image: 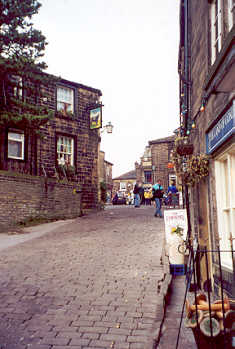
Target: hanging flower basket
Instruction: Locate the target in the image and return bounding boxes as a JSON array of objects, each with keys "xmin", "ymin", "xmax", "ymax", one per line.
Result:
[{"xmin": 176, "ymin": 143, "xmax": 194, "ymax": 156}]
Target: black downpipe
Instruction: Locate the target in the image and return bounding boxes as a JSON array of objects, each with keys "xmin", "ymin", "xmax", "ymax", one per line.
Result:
[{"xmin": 183, "ymin": 0, "xmax": 192, "ymax": 241}]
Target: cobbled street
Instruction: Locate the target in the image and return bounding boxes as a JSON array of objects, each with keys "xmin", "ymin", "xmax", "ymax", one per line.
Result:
[{"xmin": 0, "ymin": 206, "xmax": 165, "ymax": 349}]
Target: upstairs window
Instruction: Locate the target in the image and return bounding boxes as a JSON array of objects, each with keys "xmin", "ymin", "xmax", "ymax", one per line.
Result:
[
  {"xmin": 210, "ymin": 0, "xmax": 222, "ymax": 65},
  {"xmin": 8, "ymin": 130, "xmax": 24, "ymax": 160},
  {"xmin": 144, "ymin": 171, "xmax": 152, "ymax": 184},
  {"xmin": 57, "ymin": 135, "xmax": 74, "ymax": 166},
  {"xmin": 57, "ymin": 86, "xmax": 74, "ymax": 114},
  {"xmin": 12, "ymin": 75, "xmax": 23, "ymax": 99}
]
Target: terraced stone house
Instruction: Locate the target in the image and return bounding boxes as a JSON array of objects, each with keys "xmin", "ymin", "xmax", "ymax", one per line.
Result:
[{"xmin": 0, "ymin": 75, "xmax": 102, "ymax": 229}]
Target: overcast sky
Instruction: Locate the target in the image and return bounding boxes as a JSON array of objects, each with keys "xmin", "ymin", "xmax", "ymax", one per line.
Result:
[{"xmin": 34, "ymin": 0, "xmax": 180, "ymax": 177}]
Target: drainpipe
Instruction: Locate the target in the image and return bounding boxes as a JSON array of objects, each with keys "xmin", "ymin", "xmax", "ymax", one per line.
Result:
[{"xmin": 183, "ymin": 0, "xmax": 192, "ymax": 242}]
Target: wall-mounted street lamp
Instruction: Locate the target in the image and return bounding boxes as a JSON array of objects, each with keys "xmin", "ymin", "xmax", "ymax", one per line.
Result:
[{"xmin": 101, "ymin": 121, "xmax": 114, "ymax": 134}]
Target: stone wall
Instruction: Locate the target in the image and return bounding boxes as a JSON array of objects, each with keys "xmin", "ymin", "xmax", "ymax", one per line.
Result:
[
  {"xmin": 150, "ymin": 141, "xmax": 174, "ymax": 190},
  {"xmin": 188, "ymin": 0, "xmax": 234, "ymax": 247},
  {"xmin": 0, "ymin": 171, "xmax": 82, "ymax": 231},
  {"xmin": 185, "ymin": 0, "xmax": 234, "ymax": 296}
]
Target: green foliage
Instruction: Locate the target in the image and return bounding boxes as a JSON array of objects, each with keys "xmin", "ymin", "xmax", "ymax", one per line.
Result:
[
  {"xmin": 56, "ymin": 164, "xmax": 76, "ymax": 181},
  {"xmin": 0, "ymin": 0, "xmax": 56, "ymax": 129}
]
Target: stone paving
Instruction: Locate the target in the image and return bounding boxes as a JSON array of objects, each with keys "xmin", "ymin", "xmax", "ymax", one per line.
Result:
[
  {"xmin": 0, "ymin": 206, "xmax": 165, "ymax": 349},
  {"xmin": 158, "ymin": 276, "xmax": 197, "ymax": 349}
]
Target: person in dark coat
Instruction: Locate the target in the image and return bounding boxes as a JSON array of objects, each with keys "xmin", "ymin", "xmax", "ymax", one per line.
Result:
[
  {"xmin": 138, "ymin": 183, "xmax": 145, "ymax": 205},
  {"xmin": 133, "ymin": 181, "xmax": 140, "ymax": 207}
]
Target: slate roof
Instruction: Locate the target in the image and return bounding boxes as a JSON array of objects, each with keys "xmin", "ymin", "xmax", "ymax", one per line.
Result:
[
  {"xmin": 113, "ymin": 170, "xmax": 136, "ymax": 180},
  {"xmin": 149, "ymin": 135, "xmax": 175, "ymax": 145}
]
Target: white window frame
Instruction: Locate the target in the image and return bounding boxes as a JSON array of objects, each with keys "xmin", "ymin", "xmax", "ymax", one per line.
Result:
[
  {"xmin": 8, "ymin": 130, "xmax": 25, "ymax": 160},
  {"xmin": 214, "ymin": 144, "xmax": 235, "ymax": 270},
  {"xmin": 57, "ymin": 86, "xmax": 74, "ymax": 114},
  {"xmin": 57, "ymin": 135, "xmax": 74, "ymax": 166},
  {"xmin": 211, "ymin": 0, "xmax": 222, "ymax": 65},
  {"xmin": 228, "ymin": 0, "xmax": 234, "ymax": 31},
  {"xmin": 120, "ymin": 182, "xmax": 126, "ymax": 191},
  {"xmin": 12, "ymin": 75, "xmax": 23, "ymax": 99},
  {"xmin": 169, "ymin": 174, "xmax": 177, "ymax": 184}
]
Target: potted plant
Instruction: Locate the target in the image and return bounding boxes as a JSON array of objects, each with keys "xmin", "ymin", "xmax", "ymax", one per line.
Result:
[
  {"xmin": 66, "ymin": 165, "xmax": 76, "ymax": 180},
  {"xmin": 175, "ymin": 136, "xmax": 194, "ymax": 156},
  {"xmin": 57, "ymin": 164, "xmax": 66, "ymax": 179},
  {"xmin": 171, "ymin": 151, "xmax": 210, "ymax": 187}
]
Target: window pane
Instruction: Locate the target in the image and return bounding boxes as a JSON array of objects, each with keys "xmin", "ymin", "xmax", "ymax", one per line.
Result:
[
  {"xmin": 222, "ymin": 159, "xmax": 229, "ymax": 208},
  {"xmin": 8, "ymin": 140, "xmax": 22, "ymax": 158},
  {"xmin": 57, "ymin": 136, "xmax": 74, "ymax": 166},
  {"xmin": 215, "ymin": 152, "xmax": 234, "ymax": 270},
  {"xmin": 57, "ymin": 87, "xmax": 74, "ymax": 113},
  {"xmin": 8, "ymin": 132, "xmax": 23, "ymax": 140}
]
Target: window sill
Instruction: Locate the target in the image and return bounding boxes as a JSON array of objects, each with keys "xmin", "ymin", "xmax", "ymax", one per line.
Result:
[
  {"xmin": 55, "ymin": 111, "xmax": 77, "ymax": 120},
  {"xmin": 7, "ymin": 157, "xmax": 26, "ymax": 162}
]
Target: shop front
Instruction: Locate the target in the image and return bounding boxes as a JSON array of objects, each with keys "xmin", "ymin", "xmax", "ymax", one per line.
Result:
[{"xmin": 206, "ymin": 99, "xmax": 235, "ymax": 297}]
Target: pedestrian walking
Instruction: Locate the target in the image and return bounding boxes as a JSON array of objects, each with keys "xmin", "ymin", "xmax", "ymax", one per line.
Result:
[
  {"xmin": 139, "ymin": 183, "xmax": 145, "ymax": 205},
  {"xmin": 144, "ymin": 189, "xmax": 152, "ymax": 205},
  {"xmin": 133, "ymin": 181, "xmax": 140, "ymax": 207},
  {"xmin": 167, "ymin": 180, "xmax": 178, "ymax": 208},
  {"xmin": 152, "ymin": 179, "xmax": 164, "ymax": 217}
]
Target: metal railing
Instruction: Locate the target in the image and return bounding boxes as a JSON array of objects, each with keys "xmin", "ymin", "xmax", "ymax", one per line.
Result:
[{"xmin": 175, "ymin": 244, "xmax": 235, "ymax": 349}]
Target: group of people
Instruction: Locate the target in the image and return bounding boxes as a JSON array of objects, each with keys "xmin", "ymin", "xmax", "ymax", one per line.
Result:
[
  {"xmin": 124, "ymin": 187, "xmax": 152, "ymax": 206},
  {"xmin": 133, "ymin": 179, "xmax": 178, "ymax": 217}
]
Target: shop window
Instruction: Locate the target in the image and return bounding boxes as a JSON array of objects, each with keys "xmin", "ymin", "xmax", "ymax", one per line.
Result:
[
  {"xmin": 120, "ymin": 182, "xmax": 126, "ymax": 191},
  {"xmin": 57, "ymin": 86, "xmax": 74, "ymax": 114},
  {"xmin": 144, "ymin": 171, "xmax": 152, "ymax": 183},
  {"xmin": 8, "ymin": 130, "xmax": 25, "ymax": 160},
  {"xmin": 210, "ymin": 0, "xmax": 222, "ymax": 65},
  {"xmin": 57, "ymin": 135, "xmax": 74, "ymax": 166},
  {"xmin": 215, "ymin": 146, "xmax": 235, "ymax": 270}
]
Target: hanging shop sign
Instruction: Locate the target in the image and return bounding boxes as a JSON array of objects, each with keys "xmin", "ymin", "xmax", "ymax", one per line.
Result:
[
  {"xmin": 206, "ymin": 101, "xmax": 235, "ymax": 154},
  {"xmin": 164, "ymin": 209, "xmax": 188, "ymax": 264},
  {"xmin": 164, "ymin": 209, "xmax": 188, "ymax": 244},
  {"xmin": 90, "ymin": 106, "xmax": 102, "ymax": 130}
]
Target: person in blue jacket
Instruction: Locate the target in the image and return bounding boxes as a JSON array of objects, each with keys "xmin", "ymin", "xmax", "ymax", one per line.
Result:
[
  {"xmin": 167, "ymin": 180, "xmax": 178, "ymax": 207},
  {"xmin": 152, "ymin": 179, "xmax": 164, "ymax": 217}
]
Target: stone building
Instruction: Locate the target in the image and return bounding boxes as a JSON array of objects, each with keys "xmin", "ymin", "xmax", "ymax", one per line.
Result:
[
  {"xmin": 0, "ymin": 76, "xmax": 102, "ymax": 229},
  {"xmin": 135, "ymin": 136, "xmax": 175, "ymax": 191},
  {"xmin": 178, "ymin": 0, "xmax": 234, "ymax": 296},
  {"xmin": 112, "ymin": 170, "xmax": 137, "ymax": 196},
  {"xmin": 98, "ymin": 150, "xmax": 113, "ymax": 202}
]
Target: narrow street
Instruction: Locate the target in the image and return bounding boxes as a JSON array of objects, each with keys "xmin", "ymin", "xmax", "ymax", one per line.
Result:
[{"xmin": 0, "ymin": 206, "xmax": 165, "ymax": 349}]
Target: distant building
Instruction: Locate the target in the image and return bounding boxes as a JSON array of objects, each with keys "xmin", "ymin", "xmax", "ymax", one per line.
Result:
[
  {"xmin": 135, "ymin": 135, "xmax": 175, "ymax": 191},
  {"xmin": 112, "ymin": 170, "xmax": 136, "ymax": 195},
  {"xmin": 98, "ymin": 150, "xmax": 113, "ymax": 202}
]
